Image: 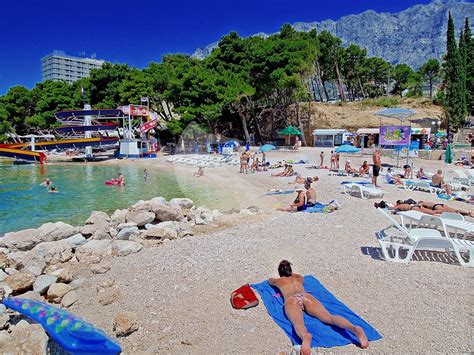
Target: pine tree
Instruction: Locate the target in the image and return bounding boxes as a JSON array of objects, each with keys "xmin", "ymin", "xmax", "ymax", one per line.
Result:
[
  {"xmin": 464, "ymin": 18, "xmax": 473, "ymax": 117},
  {"xmin": 458, "ymin": 30, "xmax": 468, "ymax": 121},
  {"xmin": 444, "ymin": 12, "xmax": 467, "ymax": 132}
]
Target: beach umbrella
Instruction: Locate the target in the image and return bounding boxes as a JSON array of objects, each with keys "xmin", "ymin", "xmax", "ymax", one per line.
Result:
[
  {"xmin": 335, "ymin": 144, "xmax": 360, "ymax": 153},
  {"xmin": 435, "ymin": 131, "xmax": 447, "ymax": 137},
  {"xmin": 259, "ymin": 144, "xmax": 276, "ymax": 152},
  {"xmin": 374, "ymin": 108, "xmax": 417, "ymax": 120},
  {"xmin": 278, "ymin": 126, "xmax": 301, "ymax": 145},
  {"xmin": 444, "ymin": 143, "xmax": 453, "ymax": 164}
]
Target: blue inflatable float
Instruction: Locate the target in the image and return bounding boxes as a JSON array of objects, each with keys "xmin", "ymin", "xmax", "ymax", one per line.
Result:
[{"xmin": 2, "ymin": 298, "xmax": 121, "ymax": 354}]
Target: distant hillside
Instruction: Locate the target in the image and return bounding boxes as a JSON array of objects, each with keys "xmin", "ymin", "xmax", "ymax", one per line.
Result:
[{"xmin": 192, "ymin": 0, "xmax": 474, "ymax": 69}]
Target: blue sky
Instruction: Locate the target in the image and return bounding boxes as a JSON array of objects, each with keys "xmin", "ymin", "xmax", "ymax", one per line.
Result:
[{"xmin": 0, "ymin": 0, "xmax": 433, "ymax": 94}]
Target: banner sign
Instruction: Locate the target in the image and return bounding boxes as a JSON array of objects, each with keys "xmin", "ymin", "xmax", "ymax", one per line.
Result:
[
  {"xmin": 130, "ymin": 105, "xmax": 148, "ymax": 116},
  {"xmin": 139, "ymin": 119, "xmax": 158, "ymax": 133},
  {"xmin": 379, "ymin": 126, "xmax": 411, "ymax": 146}
]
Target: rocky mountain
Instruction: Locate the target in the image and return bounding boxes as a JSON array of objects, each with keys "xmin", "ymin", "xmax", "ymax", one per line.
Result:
[{"xmin": 192, "ymin": 0, "xmax": 474, "ymax": 69}]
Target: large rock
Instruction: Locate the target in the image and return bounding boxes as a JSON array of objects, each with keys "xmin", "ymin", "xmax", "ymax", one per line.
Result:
[
  {"xmin": 47, "ymin": 283, "xmax": 72, "ymax": 303},
  {"xmin": 13, "ymin": 290, "xmax": 43, "ymax": 301},
  {"xmin": 61, "ymin": 290, "xmax": 78, "ymax": 308},
  {"xmin": 0, "ymin": 222, "xmax": 78, "ymax": 252},
  {"xmin": 6, "ymin": 251, "xmax": 45, "ymax": 276},
  {"xmin": 65, "ymin": 233, "xmax": 87, "ymax": 247},
  {"xmin": 169, "ymin": 198, "xmax": 194, "ymax": 209},
  {"xmin": 85, "ymin": 211, "xmax": 110, "ymax": 225},
  {"xmin": 99, "ymin": 288, "xmax": 121, "ymax": 306},
  {"xmin": 5, "ymin": 272, "xmax": 35, "ymax": 295},
  {"xmin": 33, "ymin": 275, "xmax": 58, "ymax": 294},
  {"xmin": 76, "ymin": 240, "xmax": 112, "ymax": 256},
  {"xmin": 30, "ymin": 241, "xmax": 74, "ymax": 267},
  {"xmin": 49, "ymin": 268, "xmax": 74, "ymax": 283},
  {"xmin": 0, "ymin": 253, "xmax": 7, "ymax": 269},
  {"xmin": 113, "ymin": 312, "xmax": 139, "ymax": 337},
  {"xmin": 111, "ymin": 241, "xmax": 142, "ymax": 257},
  {"xmin": 115, "ymin": 227, "xmax": 140, "ymax": 240},
  {"xmin": 141, "ymin": 224, "xmax": 178, "ymax": 240},
  {"xmin": 80, "ymin": 221, "xmax": 110, "ymax": 237},
  {"xmin": 117, "ymin": 222, "xmax": 137, "ymax": 230},
  {"xmin": 151, "ymin": 203, "xmax": 184, "ymax": 222},
  {"xmin": 111, "ymin": 209, "xmax": 128, "ymax": 224},
  {"xmin": 150, "ymin": 197, "xmax": 166, "ymax": 205},
  {"xmin": 0, "ymin": 270, "xmax": 7, "ymax": 282},
  {"xmin": 126, "ymin": 210, "xmax": 155, "ymax": 227},
  {"xmin": 211, "ymin": 209, "xmax": 223, "ymax": 218},
  {"xmin": 0, "ymin": 323, "xmax": 48, "ymax": 354},
  {"xmin": 131, "ymin": 200, "xmax": 152, "ymax": 212},
  {"xmin": 0, "ymin": 312, "xmax": 8, "ymax": 330}
]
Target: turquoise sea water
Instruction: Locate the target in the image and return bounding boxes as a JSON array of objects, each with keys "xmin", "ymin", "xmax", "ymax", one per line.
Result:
[{"xmin": 0, "ymin": 162, "xmax": 218, "ymax": 236}]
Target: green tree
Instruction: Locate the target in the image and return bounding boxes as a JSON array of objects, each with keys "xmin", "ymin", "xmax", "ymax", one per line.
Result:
[
  {"xmin": 444, "ymin": 12, "xmax": 467, "ymax": 131},
  {"xmin": 463, "ymin": 18, "xmax": 474, "ymax": 116},
  {"xmin": 391, "ymin": 64, "xmax": 414, "ymax": 97},
  {"xmin": 420, "ymin": 58, "xmax": 440, "ymax": 99},
  {"xmin": 88, "ymin": 63, "xmax": 132, "ymax": 107}
]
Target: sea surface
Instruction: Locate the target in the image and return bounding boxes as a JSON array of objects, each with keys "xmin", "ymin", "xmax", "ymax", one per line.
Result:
[{"xmin": 0, "ymin": 162, "xmax": 218, "ymax": 236}]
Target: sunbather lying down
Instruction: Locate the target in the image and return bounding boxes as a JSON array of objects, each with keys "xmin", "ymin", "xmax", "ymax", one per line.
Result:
[
  {"xmin": 269, "ymin": 260, "xmax": 369, "ymax": 355},
  {"xmin": 374, "ymin": 200, "xmax": 474, "ymax": 217},
  {"xmin": 271, "ymin": 164, "xmax": 294, "ymax": 177},
  {"xmin": 288, "ymin": 174, "xmax": 319, "ymax": 185}
]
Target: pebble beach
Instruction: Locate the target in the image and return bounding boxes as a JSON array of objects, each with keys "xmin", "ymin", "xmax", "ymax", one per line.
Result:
[{"xmin": 0, "ymin": 147, "xmax": 472, "ymax": 353}]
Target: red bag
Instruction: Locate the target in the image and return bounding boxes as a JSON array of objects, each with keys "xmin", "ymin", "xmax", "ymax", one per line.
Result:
[{"xmin": 230, "ymin": 284, "xmax": 259, "ymax": 309}]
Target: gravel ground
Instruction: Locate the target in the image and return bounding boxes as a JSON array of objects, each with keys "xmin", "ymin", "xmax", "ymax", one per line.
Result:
[{"xmin": 70, "ymin": 148, "xmax": 473, "ymax": 353}]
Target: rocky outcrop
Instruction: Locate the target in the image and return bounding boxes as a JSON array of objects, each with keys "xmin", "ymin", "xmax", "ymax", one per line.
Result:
[
  {"xmin": 192, "ymin": 0, "xmax": 474, "ymax": 68},
  {"xmin": 4, "ymin": 272, "xmax": 35, "ymax": 295},
  {"xmin": 0, "ymin": 322, "xmax": 48, "ymax": 354}
]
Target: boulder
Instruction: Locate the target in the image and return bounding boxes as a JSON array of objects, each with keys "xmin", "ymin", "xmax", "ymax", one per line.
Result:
[
  {"xmin": 33, "ymin": 275, "xmax": 58, "ymax": 294},
  {"xmin": 36, "ymin": 222, "xmax": 78, "ymax": 243},
  {"xmin": 111, "ymin": 209, "xmax": 128, "ymax": 224},
  {"xmin": 76, "ymin": 240, "xmax": 112, "ymax": 256},
  {"xmin": 151, "ymin": 203, "xmax": 184, "ymax": 222},
  {"xmin": 0, "ymin": 270, "xmax": 7, "ymax": 282},
  {"xmin": 125, "ymin": 210, "xmax": 155, "ymax": 227},
  {"xmin": 0, "ymin": 282, "xmax": 13, "ymax": 297},
  {"xmin": 61, "ymin": 290, "xmax": 78, "ymax": 308},
  {"xmin": 175, "ymin": 223, "xmax": 194, "ymax": 238},
  {"xmin": 92, "ymin": 229, "xmax": 111, "ymax": 240},
  {"xmin": 69, "ymin": 277, "xmax": 86, "ymax": 290},
  {"xmin": 0, "ymin": 323, "xmax": 48, "ymax": 353},
  {"xmin": 85, "ymin": 211, "xmax": 110, "ymax": 225},
  {"xmin": 49, "ymin": 268, "xmax": 74, "ymax": 283},
  {"xmin": 46, "ymin": 283, "xmax": 72, "ymax": 303},
  {"xmin": 117, "ymin": 222, "xmax": 137, "ymax": 230},
  {"xmin": 150, "ymin": 197, "xmax": 166, "ymax": 205},
  {"xmin": 115, "ymin": 227, "xmax": 140, "ymax": 240},
  {"xmin": 131, "ymin": 201, "xmax": 152, "ymax": 212},
  {"xmin": 30, "ymin": 241, "xmax": 74, "ymax": 267},
  {"xmin": 0, "ymin": 253, "xmax": 6, "ymax": 269},
  {"xmin": 141, "ymin": 225, "xmax": 177, "ymax": 240},
  {"xmin": 201, "ymin": 212, "xmax": 214, "ymax": 224},
  {"xmin": 5, "ymin": 272, "xmax": 35, "ymax": 295},
  {"xmin": 80, "ymin": 221, "xmax": 110, "ymax": 236},
  {"xmin": 247, "ymin": 206, "xmax": 260, "ymax": 213},
  {"xmin": 111, "ymin": 241, "xmax": 142, "ymax": 257},
  {"xmin": 6, "ymin": 251, "xmax": 45, "ymax": 276},
  {"xmin": 239, "ymin": 208, "xmax": 254, "ymax": 216},
  {"xmin": 194, "ymin": 216, "xmax": 208, "ymax": 225},
  {"xmin": 0, "ymin": 228, "xmax": 42, "ymax": 252},
  {"xmin": 169, "ymin": 198, "xmax": 194, "ymax": 209},
  {"xmin": 113, "ymin": 312, "xmax": 138, "ymax": 337},
  {"xmin": 0, "ymin": 312, "xmax": 8, "ymax": 330},
  {"xmin": 108, "ymin": 227, "xmax": 118, "ymax": 239},
  {"xmin": 65, "ymin": 233, "xmax": 87, "ymax": 247}
]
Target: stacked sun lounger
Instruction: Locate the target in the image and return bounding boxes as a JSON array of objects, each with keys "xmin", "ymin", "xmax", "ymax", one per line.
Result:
[{"xmin": 165, "ymin": 155, "xmax": 239, "ymax": 167}]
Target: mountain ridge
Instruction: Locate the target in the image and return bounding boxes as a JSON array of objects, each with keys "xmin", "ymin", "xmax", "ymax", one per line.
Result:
[{"xmin": 192, "ymin": 0, "xmax": 474, "ymax": 68}]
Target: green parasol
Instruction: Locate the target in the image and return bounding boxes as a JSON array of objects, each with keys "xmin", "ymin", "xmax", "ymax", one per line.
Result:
[
  {"xmin": 444, "ymin": 143, "xmax": 453, "ymax": 164},
  {"xmin": 278, "ymin": 126, "xmax": 302, "ymax": 145}
]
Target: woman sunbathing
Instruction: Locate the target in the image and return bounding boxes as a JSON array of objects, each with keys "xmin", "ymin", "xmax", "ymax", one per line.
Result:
[
  {"xmin": 374, "ymin": 200, "xmax": 438, "ymax": 215},
  {"xmin": 344, "ymin": 160, "xmax": 358, "ymax": 175},
  {"xmin": 272, "ymin": 164, "xmax": 290, "ymax": 177},
  {"xmin": 269, "ymin": 260, "xmax": 369, "ymax": 355},
  {"xmin": 288, "ymin": 175, "xmax": 319, "ymax": 185},
  {"xmin": 417, "ymin": 201, "xmax": 474, "ymax": 217}
]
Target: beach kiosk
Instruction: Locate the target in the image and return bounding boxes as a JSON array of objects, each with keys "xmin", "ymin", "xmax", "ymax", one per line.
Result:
[
  {"xmin": 312, "ymin": 129, "xmax": 348, "ymax": 147},
  {"xmin": 356, "ymin": 128, "xmax": 380, "ymax": 148}
]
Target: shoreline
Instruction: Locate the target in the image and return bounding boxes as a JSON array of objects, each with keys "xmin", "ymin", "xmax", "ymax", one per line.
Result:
[{"xmin": 0, "ymin": 148, "xmax": 472, "ymax": 353}]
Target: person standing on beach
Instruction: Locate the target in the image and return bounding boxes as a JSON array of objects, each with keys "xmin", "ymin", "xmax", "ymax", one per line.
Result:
[
  {"xmin": 319, "ymin": 151, "xmax": 325, "ymax": 167},
  {"xmin": 330, "ymin": 151, "xmax": 336, "ymax": 169},
  {"xmin": 372, "ymin": 149, "xmax": 381, "ymax": 187},
  {"xmin": 269, "ymin": 260, "xmax": 369, "ymax": 355},
  {"xmin": 335, "ymin": 152, "xmax": 340, "ymax": 169}
]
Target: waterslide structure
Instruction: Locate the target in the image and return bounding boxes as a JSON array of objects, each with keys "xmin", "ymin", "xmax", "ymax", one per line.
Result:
[{"xmin": 0, "ymin": 109, "xmax": 123, "ymax": 163}]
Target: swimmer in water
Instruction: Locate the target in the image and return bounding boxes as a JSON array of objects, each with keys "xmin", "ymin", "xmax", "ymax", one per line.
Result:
[
  {"xmin": 49, "ymin": 187, "xmax": 58, "ymax": 193},
  {"xmin": 40, "ymin": 178, "xmax": 52, "ymax": 188},
  {"xmin": 144, "ymin": 169, "xmax": 148, "ymax": 181}
]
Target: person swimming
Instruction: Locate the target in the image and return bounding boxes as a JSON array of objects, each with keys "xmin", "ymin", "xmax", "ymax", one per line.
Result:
[
  {"xmin": 48, "ymin": 187, "xmax": 58, "ymax": 193},
  {"xmin": 269, "ymin": 260, "xmax": 369, "ymax": 355},
  {"xmin": 40, "ymin": 178, "xmax": 52, "ymax": 188}
]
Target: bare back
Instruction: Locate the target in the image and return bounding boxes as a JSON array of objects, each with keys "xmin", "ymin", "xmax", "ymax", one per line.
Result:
[
  {"xmin": 269, "ymin": 274, "xmax": 305, "ymax": 300},
  {"xmin": 431, "ymin": 173, "xmax": 443, "ymax": 186}
]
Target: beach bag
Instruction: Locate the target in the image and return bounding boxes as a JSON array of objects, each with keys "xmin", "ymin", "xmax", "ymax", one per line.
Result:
[{"xmin": 230, "ymin": 284, "xmax": 259, "ymax": 309}]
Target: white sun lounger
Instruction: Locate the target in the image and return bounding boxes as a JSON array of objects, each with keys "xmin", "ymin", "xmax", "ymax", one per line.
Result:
[
  {"xmin": 341, "ymin": 183, "xmax": 384, "ymax": 199},
  {"xmin": 413, "ymin": 181, "xmax": 444, "ymax": 194},
  {"xmin": 453, "ymin": 169, "xmax": 474, "ymax": 186},
  {"xmin": 376, "ymin": 209, "xmax": 473, "ymax": 267}
]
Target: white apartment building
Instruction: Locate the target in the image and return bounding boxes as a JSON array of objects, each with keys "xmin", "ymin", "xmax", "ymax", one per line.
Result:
[{"xmin": 41, "ymin": 50, "xmax": 105, "ymax": 84}]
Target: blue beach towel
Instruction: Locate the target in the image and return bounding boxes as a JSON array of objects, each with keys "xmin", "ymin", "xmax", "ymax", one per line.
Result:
[
  {"xmin": 303, "ymin": 203, "xmax": 333, "ymax": 213},
  {"xmin": 252, "ymin": 276, "xmax": 382, "ymax": 348},
  {"xmin": 340, "ymin": 181, "xmax": 372, "ymax": 185}
]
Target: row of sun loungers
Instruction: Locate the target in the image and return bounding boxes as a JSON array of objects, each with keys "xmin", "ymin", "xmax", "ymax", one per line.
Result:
[
  {"xmin": 165, "ymin": 155, "xmax": 239, "ymax": 167},
  {"xmin": 375, "ymin": 209, "xmax": 473, "ymax": 267}
]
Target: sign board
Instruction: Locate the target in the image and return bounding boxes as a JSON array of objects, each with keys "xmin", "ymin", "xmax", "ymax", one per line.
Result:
[
  {"xmin": 130, "ymin": 105, "xmax": 148, "ymax": 116},
  {"xmin": 379, "ymin": 126, "xmax": 411, "ymax": 146},
  {"xmin": 140, "ymin": 119, "xmax": 158, "ymax": 133},
  {"xmin": 410, "ymin": 127, "xmax": 431, "ymax": 136}
]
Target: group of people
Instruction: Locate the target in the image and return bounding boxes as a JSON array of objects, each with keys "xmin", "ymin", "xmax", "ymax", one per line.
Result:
[
  {"xmin": 240, "ymin": 151, "xmax": 267, "ymax": 174},
  {"xmin": 344, "ymin": 160, "xmax": 370, "ymax": 176},
  {"xmin": 374, "ymin": 199, "xmax": 474, "ymax": 217}
]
